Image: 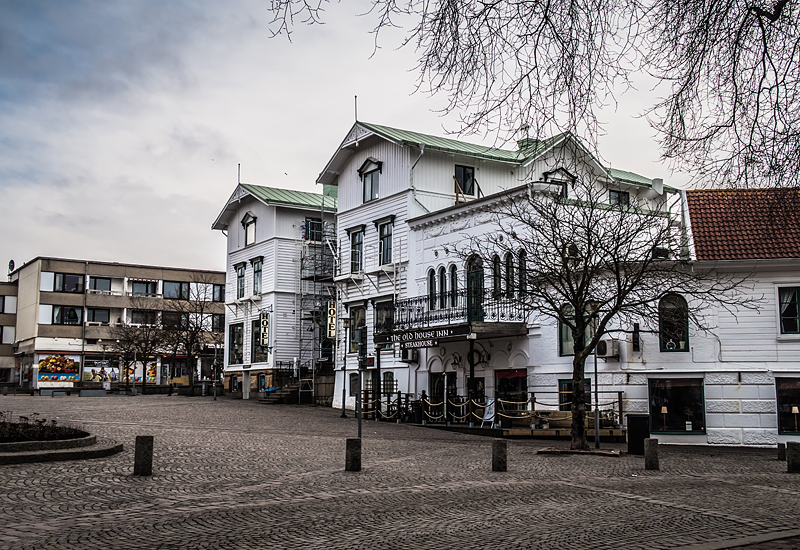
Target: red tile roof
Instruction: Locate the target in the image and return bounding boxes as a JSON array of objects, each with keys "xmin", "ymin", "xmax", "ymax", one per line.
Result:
[{"xmin": 686, "ymin": 188, "xmax": 800, "ymax": 260}]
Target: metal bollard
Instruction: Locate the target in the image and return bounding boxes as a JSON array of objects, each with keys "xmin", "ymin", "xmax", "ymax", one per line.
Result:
[
  {"xmin": 345, "ymin": 438, "xmax": 362, "ymax": 472},
  {"xmin": 778, "ymin": 442, "xmax": 786, "ymax": 461},
  {"xmin": 133, "ymin": 435, "xmax": 154, "ymax": 476},
  {"xmin": 787, "ymin": 441, "xmax": 800, "ymax": 474},
  {"xmin": 492, "ymin": 439, "xmax": 507, "ymax": 472},
  {"xmin": 644, "ymin": 438, "xmax": 659, "ymax": 471}
]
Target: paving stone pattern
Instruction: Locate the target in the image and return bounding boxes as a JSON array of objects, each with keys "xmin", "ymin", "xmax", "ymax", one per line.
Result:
[{"xmin": 1, "ymin": 395, "xmax": 799, "ymax": 550}]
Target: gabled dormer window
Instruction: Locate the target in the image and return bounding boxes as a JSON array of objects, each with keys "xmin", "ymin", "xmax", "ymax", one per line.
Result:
[
  {"xmin": 543, "ymin": 168, "xmax": 577, "ymax": 199},
  {"xmin": 358, "ymin": 157, "xmax": 382, "ymax": 203},
  {"xmin": 241, "ymin": 212, "xmax": 257, "ymax": 246}
]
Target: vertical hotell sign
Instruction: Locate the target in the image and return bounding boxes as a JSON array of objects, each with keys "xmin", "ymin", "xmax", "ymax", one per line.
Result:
[
  {"xmin": 260, "ymin": 312, "xmax": 270, "ymax": 347},
  {"xmin": 326, "ymin": 300, "xmax": 336, "ymax": 339}
]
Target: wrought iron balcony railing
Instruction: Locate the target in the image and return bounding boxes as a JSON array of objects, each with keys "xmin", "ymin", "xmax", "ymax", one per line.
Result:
[{"xmin": 376, "ymin": 288, "xmax": 529, "ymax": 333}]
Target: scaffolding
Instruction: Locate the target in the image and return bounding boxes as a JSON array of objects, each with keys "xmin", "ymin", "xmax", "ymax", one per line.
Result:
[{"xmin": 298, "ymin": 215, "xmax": 336, "ymax": 404}]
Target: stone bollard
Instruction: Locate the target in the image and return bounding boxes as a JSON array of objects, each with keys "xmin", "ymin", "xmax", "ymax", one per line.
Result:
[
  {"xmin": 133, "ymin": 435, "xmax": 154, "ymax": 476},
  {"xmin": 492, "ymin": 439, "xmax": 507, "ymax": 472},
  {"xmin": 644, "ymin": 438, "xmax": 659, "ymax": 471},
  {"xmin": 778, "ymin": 442, "xmax": 786, "ymax": 461},
  {"xmin": 345, "ymin": 438, "xmax": 362, "ymax": 472},
  {"xmin": 2, "ymin": 386, "xmax": 7, "ymax": 396},
  {"xmin": 787, "ymin": 441, "xmax": 800, "ymax": 474}
]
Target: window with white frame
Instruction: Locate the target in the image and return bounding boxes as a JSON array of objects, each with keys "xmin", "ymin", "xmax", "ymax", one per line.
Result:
[
  {"xmin": 242, "ymin": 213, "xmax": 256, "ymax": 246},
  {"xmin": 379, "ymin": 222, "xmax": 393, "ymax": 265},
  {"xmin": 428, "ymin": 269, "xmax": 436, "ymax": 309},
  {"xmin": 505, "ymin": 253, "xmax": 514, "ymax": 298},
  {"xmin": 350, "ymin": 230, "xmax": 364, "ymax": 272},
  {"xmin": 659, "ymin": 294, "xmax": 689, "ymax": 351},
  {"xmin": 455, "ymin": 165, "xmax": 475, "ymax": 195},
  {"xmin": 229, "ymin": 323, "xmax": 244, "ymax": 364},
  {"xmin": 518, "ymin": 250, "xmax": 527, "ymax": 296},
  {"xmin": 235, "ymin": 264, "xmax": 245, "ymax": 299},
  {"xmin": 348, "ymin": 306, "xmax": 366, "ymax": 354},
  {"xmin": 449, "ymin": 265, "xmax": 458, "ymax": 307},
  {"xmin": 438, "ymin": 267, "xmax": 447, "ymax": 308},
  {"xmin": 779, "ymin": 287, "xmax": 800, "ymax": 334},
  {"xmin": 252, "ymin": 258, "xmax": 263, "ymax": 295},
  {"xmin": 609, "ymin": 190, "xmax": 630, "ymax": 206},
  {"xmin": 363, "ymin": 169, "xmax": 379, "ymax": 202}
]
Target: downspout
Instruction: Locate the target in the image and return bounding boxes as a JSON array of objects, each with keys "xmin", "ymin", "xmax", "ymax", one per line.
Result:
[
  {"xmin": 80, "ymin": 261, "xmax": 88, "ymax": 386},
  {"xmin": 680, "ymin": 190, "xmax": 697, "ymax": 261}
]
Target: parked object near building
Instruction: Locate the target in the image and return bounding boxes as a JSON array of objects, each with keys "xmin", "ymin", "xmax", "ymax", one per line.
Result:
[
  {"xmin": 212, "ymin": 182, "xmax": 336, "ymax": 401},
  {"xmin": 2, "ymin": 257, "xmax": 225, "ymax": 391}
]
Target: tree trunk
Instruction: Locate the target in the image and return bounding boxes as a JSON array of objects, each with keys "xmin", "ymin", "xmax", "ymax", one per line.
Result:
[{"xmin": 570, "ymin": 353, "xmax": 589, "ymax": 450}]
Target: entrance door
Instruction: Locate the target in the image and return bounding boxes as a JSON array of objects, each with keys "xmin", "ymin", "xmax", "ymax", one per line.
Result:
[
  {"xmin": 430, "ymin": 372, "xmax": 457, "ymax": 400},
  {"xmin": 466, "ymin": 255, "xmax": 484, "ymax": 322}
]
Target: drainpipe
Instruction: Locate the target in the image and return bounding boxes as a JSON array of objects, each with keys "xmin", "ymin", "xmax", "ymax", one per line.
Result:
[{"xmin": 80, "ymin": 261, "xmax": 88, "ymax": 387}]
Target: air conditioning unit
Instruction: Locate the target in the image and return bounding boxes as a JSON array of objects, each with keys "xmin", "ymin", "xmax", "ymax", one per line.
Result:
[
  {"xmin": 596, "ymin": 338, "xmax": 619, "ymax": 358},
  {"xmin": 400, "ymin": 348, "xmax": 419, "ymax": 363}
]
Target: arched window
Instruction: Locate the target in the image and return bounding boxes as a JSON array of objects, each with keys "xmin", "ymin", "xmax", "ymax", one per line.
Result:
[
  {"xmin": 518, "ymin": 250, "xmax": 527, "ymax": 296},
  {"xmin": 449, "ymin": 265, "xmax": 458, "ymax": 307},
  {"xmin": 383, "ymin": 371, "xmax": 395, "ymax": 395},
  {"xmin": 492, "ymin": 255, "xmax": 501, "ymax": 297},
  {"xmin": 428, "ymin": 269, "xmax": 436, "ymax": 309},
  {"xmin": 466, "ymin": 255, "xmax": 484, "ymax": 322},
  {"xmin": 505, "ymin": 252, "xmax": 514, "ymax": 298},
  {"xmin": 659, "ymin": 294, "xmax": 689, "ymax": 352},
  {"xmin": 438, "ymin": 267, "xmax": 447, "ymax": 309}
]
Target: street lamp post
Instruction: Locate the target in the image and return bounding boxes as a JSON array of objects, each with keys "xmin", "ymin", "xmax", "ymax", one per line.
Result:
[{"xmin": 341, "ymin": 317, "xmax": 350, "ymax": 419}]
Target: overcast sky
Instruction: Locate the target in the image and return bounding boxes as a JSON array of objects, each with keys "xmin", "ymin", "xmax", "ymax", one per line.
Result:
[{"xmin": 0, "ymin": 0, "xmax": 686, "ymax": 274}]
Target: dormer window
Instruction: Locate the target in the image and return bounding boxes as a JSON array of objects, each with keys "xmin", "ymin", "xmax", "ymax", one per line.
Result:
[
  {"xmin": 358, "ymin": 157, "xmax": 382, "ymax": 203},
  {"xmin": 543, "ymin": 168, "xmax": 577, "ymax": 199},
  {"xmin": 241, "ymin": 212, "xmax": 257, "ymax": 246}
]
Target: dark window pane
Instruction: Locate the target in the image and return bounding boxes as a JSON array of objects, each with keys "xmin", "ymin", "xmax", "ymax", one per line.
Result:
[
  {"xmin": 228, "ymin": 323, "xmax": 243, "ymax": 364},
  {"xmin": 777, "ymin": 378, "xmax": 800, "ymax": 433},
  {"xmin": 90, "ymin": 277, "xmax": 111, "ymax": 291},
  {"xmin": 649, "ymin": 378, "xmax": 705, "ymax": 432}
]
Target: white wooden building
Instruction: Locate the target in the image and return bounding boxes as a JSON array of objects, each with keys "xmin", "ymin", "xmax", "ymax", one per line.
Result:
[
  {"xmin": 317, "ymin": 121, "xmax": 800, "ymax": 446},
  {"xmin": 212, "ymin": 183, "xmax": 336, "ymax": 399}
]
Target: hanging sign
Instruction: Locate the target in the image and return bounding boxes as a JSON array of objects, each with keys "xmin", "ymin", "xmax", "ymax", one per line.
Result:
[
  {"xmin": 260, "ymin": 312, "xmax": 270, "ymax": 346},
  {"xmin": 326, "ymin": 300, "xmax": 336, "ymax": 339}
]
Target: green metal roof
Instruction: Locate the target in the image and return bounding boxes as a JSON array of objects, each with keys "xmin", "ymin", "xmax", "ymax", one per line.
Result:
[
  {"xmin": 358, "ymin": 121, "xmax": 568, "ymax": 164},
  {"xmin": 240, "ymin": 184, "xmax": 336, "ymax": 211}
]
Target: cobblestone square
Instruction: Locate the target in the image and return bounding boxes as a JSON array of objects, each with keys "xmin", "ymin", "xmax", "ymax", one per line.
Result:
[{"xmin": 1, "ymin": 395, "xmax": 799, "ymax": 550}]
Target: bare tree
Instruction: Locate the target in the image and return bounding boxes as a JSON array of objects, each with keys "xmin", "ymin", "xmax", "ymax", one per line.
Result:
[
  {"xmin": 162, "ymin": 273, "xmax": 222, "ymax": 396},
  {"xmin": 110, "ymin": 298, "xmax": 164, "ymax": 395},
  {"xmin": 458, "ymin": 172, "xmax": 759, "ymax": 449},
  {"xmin": 266, "ymin": 0, "xmax": 800, "ymax": 189}
]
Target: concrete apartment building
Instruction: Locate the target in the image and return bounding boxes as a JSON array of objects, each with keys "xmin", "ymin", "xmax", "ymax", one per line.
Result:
[{"xmin": 3, "ymin": 257, "xmax": 225, "ymax": 388}]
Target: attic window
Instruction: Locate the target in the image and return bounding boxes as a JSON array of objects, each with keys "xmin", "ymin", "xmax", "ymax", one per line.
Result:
[
  {"xmin": 358, "ymin": 157, "xmax": 382, "ymax": 203},
  {"xmin": 241, "ymin": 212, "xmax": 257, "ymax": 246},
  {"xmin": 543, "ymin": 168, "xmax": 577, "ymax": 199}
]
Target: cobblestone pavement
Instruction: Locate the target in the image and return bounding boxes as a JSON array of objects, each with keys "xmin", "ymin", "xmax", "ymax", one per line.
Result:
[{"xmin": 1, "ymin": 395, "xmax": 799, "ymax": 550}]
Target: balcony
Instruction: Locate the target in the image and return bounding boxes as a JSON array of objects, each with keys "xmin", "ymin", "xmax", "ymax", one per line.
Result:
[{"xmin": 376, "ymin": 288, "xmax": 529, "ymax": 335}]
